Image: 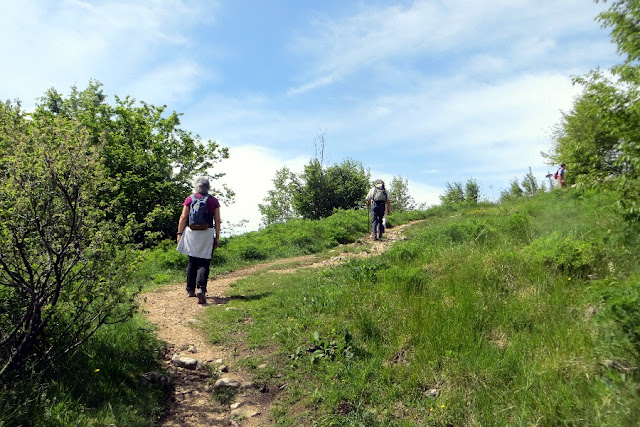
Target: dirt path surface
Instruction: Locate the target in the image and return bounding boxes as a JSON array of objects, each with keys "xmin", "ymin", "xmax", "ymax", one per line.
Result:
[{"xmin": 141, "ymin": 222, "xmax": 417, "ymax": 426}]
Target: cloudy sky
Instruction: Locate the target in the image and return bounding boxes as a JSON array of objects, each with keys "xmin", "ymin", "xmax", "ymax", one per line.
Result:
[{"xmin": 1, "ymin": 0, "xmax": 620, "ymax": 234}]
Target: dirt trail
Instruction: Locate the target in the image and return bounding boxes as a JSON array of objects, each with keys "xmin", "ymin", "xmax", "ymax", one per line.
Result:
[{"xmin": 141, "ymin": 222, "xmax": 416, "ymax": 426}]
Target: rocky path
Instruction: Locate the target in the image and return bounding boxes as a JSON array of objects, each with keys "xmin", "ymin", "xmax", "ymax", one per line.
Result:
[{"xmin": 141, "ymin": 222, "xmax": 416, "ymax": 426}]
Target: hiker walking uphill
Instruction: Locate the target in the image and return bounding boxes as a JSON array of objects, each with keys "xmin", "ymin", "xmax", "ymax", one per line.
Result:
[
  {"xmin": 366, "ymin": 179, "xmax": 391, "ymax": 241},
  {"xmin": 176, "ymin": 176, "xmax": 221, "ymax": 304},
  {"xmin": 554, "ymin": 163, "xmax": 567, "ymax": 188}
]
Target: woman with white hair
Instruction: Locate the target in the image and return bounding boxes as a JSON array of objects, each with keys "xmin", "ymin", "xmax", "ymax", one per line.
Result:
[{"xmin": 176, "ymin": 176, "xmax": 221, "ymax": 304}]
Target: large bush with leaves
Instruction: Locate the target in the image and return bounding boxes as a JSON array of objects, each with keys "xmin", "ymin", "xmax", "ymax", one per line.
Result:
[
  {"xmin": 36, "ymin": 81, "xmax": 232, "ymax": 245},
  {"xmin": 547, "ymin": 0, "xmax": 640, "ymax": 221},
  {"xmin": 0, "ymin": 101, "xmax": 138, "ymax": 381}
]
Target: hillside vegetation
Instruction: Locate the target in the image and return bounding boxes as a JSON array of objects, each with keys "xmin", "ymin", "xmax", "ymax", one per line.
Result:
[
  {"xmin": 1, "ymin": 188, "xmax": 639, "ymax": 426},
  {"xmin": 196, "ymin": 189, "xmax": 639, "ymax": 425}
]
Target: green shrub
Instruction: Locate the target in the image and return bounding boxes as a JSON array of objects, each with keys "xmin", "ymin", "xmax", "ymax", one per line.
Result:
[
  {"xmin": 525, "ymin": 232, "xmax": 603, "ymax": 278},
  {"xmin": 602, "ymin": 278, "xmax": 640, "ymax": 351}
]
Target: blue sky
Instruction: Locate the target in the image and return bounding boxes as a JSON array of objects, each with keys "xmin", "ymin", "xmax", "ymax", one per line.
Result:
[{"xmin": 1, "ymin": 0, "xmax": 620, "ymax": 234}]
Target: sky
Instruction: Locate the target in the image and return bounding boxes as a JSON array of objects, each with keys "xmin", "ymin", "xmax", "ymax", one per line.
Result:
[{"xmin": 1, "ymin": 0, "xmax": 621, "ymax": 234}]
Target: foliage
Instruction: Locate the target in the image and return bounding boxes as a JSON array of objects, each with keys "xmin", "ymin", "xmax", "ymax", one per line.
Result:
[
  {"xmin": 602, "ymin": 279, "xmax": 640, "ymax": 352},
  {"xmin": 0, "ymin": 101, "xmax": 138, "ymax": 381},
  {"xmin": 200, "ymin": 189, "xmax": 640, "ymax": 425},
  {"xmin": 440, "ymin": 179, "xmax": 480, "ymax": 206},
  {"xmin": 0, "ymin": 317, "xmax": 169, "ymax": 427},
  {"xmin": 439, "ymin": 181, "xmax": 464, "ymax": 205},
  {"xmin": 500, "ymin": 168, "xmax": 547, "ymax": 202},
  {"xmin": 464, "ymin": 177, "xmax": 480, "ymax": 203},
  {"xmin": 500, "ymin": 177, "xmax": 525, "ymax": 201},
  {"xmin": 388, "ymin": 175, "xmax": 416, "ymax": 212},
  {"xmin": 325, "ymin": 160, "xmax": 371, "ymax": 214},
  {"xmin": 545, "ymin": 91, "xmax": 621, "ymax": 185},
  {"xmin": 524, "ymin": 232, "xmax": 603, "ymax": 278},
  {"xmin": 34, "ymin": 80, "xmax": 232, "ymax": 245},
  {"xmin": 258, "ymin": 166, "xmax": 300, "ymax": 227},
  {"xmin": 546, "ymin": 0, "xmax": 640, "ymax": 221},
  {"xmin": 291, "ymin": 158, "xmax": 370, "ymax": 220},
  {"xmin": 521, "ymin": 167, "xmax": 541, "ymax": 196}
]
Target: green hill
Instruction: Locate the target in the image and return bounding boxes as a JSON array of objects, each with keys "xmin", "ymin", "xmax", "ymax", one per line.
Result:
[
  {"xmin": 2, "ymin": 188, "xmax": 638, "ymax": 426},
  {"xmin": 197, "ymin": 188, "xmax": 640, "ymax": 425}
]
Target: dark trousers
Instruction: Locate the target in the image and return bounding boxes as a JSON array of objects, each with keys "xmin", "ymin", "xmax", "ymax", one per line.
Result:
[
  {"xmin": 371, "ymin": 202, "xmax": 385, "ymax": 237},
  {"xmin": 186, "ymin": 256, "xmax": 211, "ymax": 292}
]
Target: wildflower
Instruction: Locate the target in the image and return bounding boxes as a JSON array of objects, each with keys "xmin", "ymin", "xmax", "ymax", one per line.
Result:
[
  {"xmin": 568, "ymin": 277, "xmax": 572, "ymax": 281},
  {"xmin": 94, "ymin": 368, "xmax": 100, "ymax": 373},
  {"xmin": 429, "ymin": 407, "xmax": 434, "ymax": 412},
  {"xmin": 440, "ymin": 404, "xmax": 446, "ymax": 409}
]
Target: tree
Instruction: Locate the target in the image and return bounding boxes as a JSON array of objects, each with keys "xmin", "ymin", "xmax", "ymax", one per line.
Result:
[
  {"xmin": 292, "ymin": 159, "xmax": 328, "ymax": 220},
  {"xmin": 439, "ymin": 181, "xmax": 465, "ymax": 205},
  {"xmin": 544, "ymin": 91, "xmax": 621, "ymax": 185},
  {"xmin": 324, "ymin": 159, "xmax": 371, "ymax": 211},
  {"xmin": 258, "ymin": 166, "xmax": 299, "ymax": 226},
  {"xmin": 0, "ymin": 101, "xmax": 137, "ymax": 380},
  {"xmin": 388, "ymin": 176, "xmax": 416, "ymax": 212},
  {"xmin": 34, "ymin": 81, "xmax": 233, "ymax": 245},
  {"xmin": 464, "ymin": 178, "xmax": 480, "ymax": 204},
  {"xmin": 500, "ymin": 178, "xmax": 525, "ymax": 202},
  {"xmin": 292, "ymin": 158, "xmax": 370, "ymax": 220},
  {"xmin": 521, "ymin": 168, "xmax": 540, "ymax": 196},
  {"xmin": 550, "ymin": 0, "xmax": 640, "ymax": 220}
]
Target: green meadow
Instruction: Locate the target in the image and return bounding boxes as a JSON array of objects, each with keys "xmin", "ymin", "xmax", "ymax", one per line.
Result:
[{"xmin": 2, "ymin": 188, "xmax": 639, "ymax": 426}]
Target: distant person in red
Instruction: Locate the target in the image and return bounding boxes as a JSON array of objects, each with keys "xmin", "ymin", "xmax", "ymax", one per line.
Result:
[
  {"xmin": 556, "ymin": 163, "xmax": 566, "ymax": 188},
  {"xmin": 176, "ymin": 176, "xmax": 221, "ymax": 304}
]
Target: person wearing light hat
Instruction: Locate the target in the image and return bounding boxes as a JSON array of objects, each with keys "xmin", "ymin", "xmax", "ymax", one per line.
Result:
[{"xmin": 365, "ymin": 179, "xmax": 391, "ymax": 240}]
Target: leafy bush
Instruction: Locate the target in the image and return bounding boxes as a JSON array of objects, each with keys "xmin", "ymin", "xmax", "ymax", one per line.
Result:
[
  {"xmin": 0, "ymin": 102, "xmax": 138, "ymax": 381},
  {"xmin": 603, "ymin": 279, "xmax": 640, "ymax": 352},
  {"xmin": 525, "ymin": 233, "xmax": 603, "ymax": 278}
]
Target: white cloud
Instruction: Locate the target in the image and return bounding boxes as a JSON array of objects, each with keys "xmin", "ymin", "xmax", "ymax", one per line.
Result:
[
  {"xmin": 125, "ymin": 61, "xmax": 208, "ymax": 106},
  {"xmin": 287, "ymin": 0, "xmax": 611, "ymax": 94},
  {"xmin": 0, "ymin": 0, "xmax": 217, "ymax": 106},
  {"xmin": 212, "ymin": 145, "xmax": 308, "ymax": 235}
]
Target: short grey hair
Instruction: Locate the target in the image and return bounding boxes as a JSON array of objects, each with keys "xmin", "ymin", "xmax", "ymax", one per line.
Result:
[{"xmin": 193, "ymin": 176, "xmax": 210, "ymax": 194}]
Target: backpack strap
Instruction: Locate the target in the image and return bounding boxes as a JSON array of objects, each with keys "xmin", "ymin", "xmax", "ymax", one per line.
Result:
[{"xmin": 191, "ymin": 193, "xmax": 210, "ymax": 203}]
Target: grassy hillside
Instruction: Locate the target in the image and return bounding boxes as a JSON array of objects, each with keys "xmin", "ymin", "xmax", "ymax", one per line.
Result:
[
  {"xmin": 3, "ymin": 189, "xmax": 638, "ymax": 426},
  {"xmin": 199, "ymin": 189, "xmax": 640, "ymax": 425}
]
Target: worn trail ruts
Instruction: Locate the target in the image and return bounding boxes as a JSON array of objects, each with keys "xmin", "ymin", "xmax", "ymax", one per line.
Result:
[{"xmin": 141, "ymin": 222, "xmax": 418, "ymax": 426}]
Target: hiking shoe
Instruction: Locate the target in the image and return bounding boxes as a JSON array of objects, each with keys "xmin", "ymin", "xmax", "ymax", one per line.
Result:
[
  {"xmin": 196, "ymin": 288, "xmax": 206, "ymax": 304},
  {"xmin": 186, "ymin": 289, "xmax": 196, "ymax": 298},
  {"xmin": 371, "ymin": 234, "xmax": 377, "ymax": 241}
]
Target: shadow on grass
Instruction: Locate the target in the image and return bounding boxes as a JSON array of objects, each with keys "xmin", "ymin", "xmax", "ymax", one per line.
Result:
[{"xmin": 208, "ymin": 292, "xmax": 272, "ymax": 306}]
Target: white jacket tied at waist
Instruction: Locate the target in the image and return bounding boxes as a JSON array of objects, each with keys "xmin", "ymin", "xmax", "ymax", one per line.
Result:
[{"xmin": 176, "ymin": 227, "xmax": 215, "ymax": 259}]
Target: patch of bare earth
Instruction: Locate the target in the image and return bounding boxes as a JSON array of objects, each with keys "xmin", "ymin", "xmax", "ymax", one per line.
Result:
[{"xmin": 141, "ymin": 222, "xmax": 419, "ymax": 426}]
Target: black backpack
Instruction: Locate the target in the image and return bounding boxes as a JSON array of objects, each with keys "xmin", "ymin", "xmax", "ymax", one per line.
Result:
[{"xmin": 189, "ymin": 194, "xmax": 210, "ymax": 230}]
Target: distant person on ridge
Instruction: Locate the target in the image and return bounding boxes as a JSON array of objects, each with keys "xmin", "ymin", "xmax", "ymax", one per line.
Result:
[
  {"xmin": 176, "ymin": 176, "xmax": 221, "ymax": 304},
  {"xmin": 366, "ymin": 179, "xmax": 391, "ymax": 240},
  {"xmin": 555, "ymin": 163, "xmax": 566, "ymax": 188}
]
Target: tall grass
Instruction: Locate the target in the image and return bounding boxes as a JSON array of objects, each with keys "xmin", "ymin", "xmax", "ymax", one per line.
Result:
[
  {"xmin": 136, "ymin": 207, "xmax": 438, "ymax": 290},
  {"xmin": 199, "ymin": 189, "xmax": 640, "ymax": 425},
  {"xmin": 6, "ymin": 190, "xmax": 638, "ymax": 426},
  {"xmin": 0, "ymin": 207, "xmax": 435, "ymax": 426},
  {"xmin": 0, "ymin": 317, "xmax": 168, "ymax": 427}
]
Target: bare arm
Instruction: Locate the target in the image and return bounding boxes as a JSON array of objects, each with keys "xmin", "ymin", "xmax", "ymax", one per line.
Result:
[
  {"xmin": 177, "ymin": 205, "xmax": 189, "ymax": 243},
  {"xmin": 214, "ymin": 207, "xmax": 221, "ymax": 249}
]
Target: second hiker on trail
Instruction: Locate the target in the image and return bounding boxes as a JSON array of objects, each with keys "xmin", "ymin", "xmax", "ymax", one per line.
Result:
[
  {"xmin": 366, "ymin": 179, "xmax": 391, "ymax": 241},
  {"xmin": 176, "ymin": 176, "xmax": 221, "ymax": 304}
]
